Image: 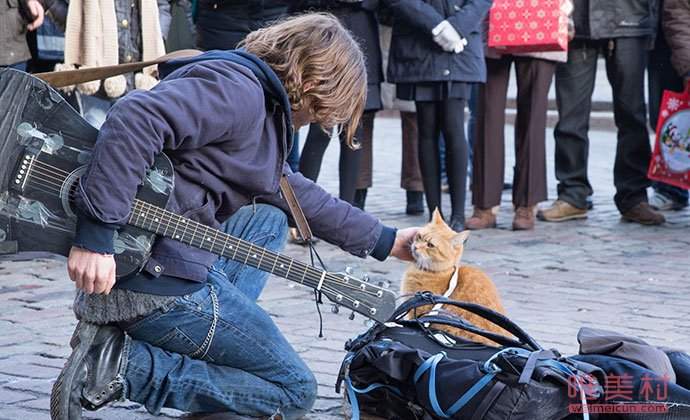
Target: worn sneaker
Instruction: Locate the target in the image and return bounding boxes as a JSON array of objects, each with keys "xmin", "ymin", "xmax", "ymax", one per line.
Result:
[
  {"xmin": 51, "ymin": 322, "xmax": 127, "ymax": 420},
  {"xmin": 512, "ymin": 206, "xmax": 536, "ymax": 231},
  {"xmin": 649, "ymin": 192, "xmax": 687, "ymax": 211},
  {"xmin": 536, "ymin": 200, "xmax": 587, "ymax": 222},
  {"xmin": 465, "ymin": 207, "xmax": 497, "ymax": 230},
  {"xmin": 620, "ymin": 202, "xmax": 665, "ymax": 225}
]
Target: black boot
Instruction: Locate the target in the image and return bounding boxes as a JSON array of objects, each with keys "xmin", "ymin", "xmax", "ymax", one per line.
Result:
[
  {"xmin": 448, "ymin": 215, "xmax": 465, "ymax": 232},
  {"xmin": 51, "ymin": 322, "xmax": 127, "ymax": 420},
  {"xmin": 406, "ymin": 191, "xmax": 424, "ymax": 215},
  {"xmin": 354, "ymin": 188, "xmax": 367, "ymax": 210}
]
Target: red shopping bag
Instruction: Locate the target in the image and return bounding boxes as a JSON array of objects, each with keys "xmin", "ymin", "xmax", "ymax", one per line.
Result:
[
  {"xmin": 488, "ymin": 0, "xmax": 570, "ymax": 53},
  {"xmin": 648, "ymin": 85, "xmax": 690, "ymax": 189}
]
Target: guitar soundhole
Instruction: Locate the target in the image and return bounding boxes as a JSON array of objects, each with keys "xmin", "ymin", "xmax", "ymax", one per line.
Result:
[{"xmin": 58, "ymin": 166, "xmax": 86, "ymax": 219}]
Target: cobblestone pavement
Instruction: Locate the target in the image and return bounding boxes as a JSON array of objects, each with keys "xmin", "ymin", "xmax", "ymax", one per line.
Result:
[{"xmin": 1, "ymin": 116, "xmax": 689, "ymax": 419}]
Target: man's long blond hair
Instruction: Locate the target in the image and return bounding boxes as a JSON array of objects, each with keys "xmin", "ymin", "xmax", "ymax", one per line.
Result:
[{"xmin": 240, "ymin": 13, "xmax": 366, "ymax": 148}]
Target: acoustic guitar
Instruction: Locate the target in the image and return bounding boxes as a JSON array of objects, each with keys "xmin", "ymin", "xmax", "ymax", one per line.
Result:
[{"xmin": 0, "ymin": 69, "xmax": 396, "ymax": 323}]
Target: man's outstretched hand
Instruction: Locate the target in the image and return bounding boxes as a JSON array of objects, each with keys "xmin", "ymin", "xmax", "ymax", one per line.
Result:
[
  {"xmin": 390, "ymin": 227, "xmax": 419, "ymax": 262},
  {"xmin": 67, "ymin": 246, "xmax": 116, "ymax": 295}
]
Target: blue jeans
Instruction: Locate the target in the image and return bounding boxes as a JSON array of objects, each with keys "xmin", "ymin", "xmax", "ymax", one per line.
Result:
[{"xmin": 120, "ymin": 204, "xmax": 317, "ymax": 418}]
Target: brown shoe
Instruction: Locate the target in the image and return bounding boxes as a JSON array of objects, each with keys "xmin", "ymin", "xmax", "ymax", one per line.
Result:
[
  {"xmin": 537, "ymin": 199, "xmax": 587, "ymax": 222},
  {"xmin": 621, "ymin": 202, "xmax": 665, "ymax": 225},
  {"xmin": 512, "ymin": 206, "xmax": 536, "ymax": 230},
  {"xmin": 465, "ymin": 207, "xmax": 497, "ymax": 230}
]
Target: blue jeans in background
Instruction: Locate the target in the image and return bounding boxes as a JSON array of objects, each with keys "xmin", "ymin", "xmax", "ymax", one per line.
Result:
[{"xmin": 120, "ymin": 204, "xmax": 317, "ymax": 419}]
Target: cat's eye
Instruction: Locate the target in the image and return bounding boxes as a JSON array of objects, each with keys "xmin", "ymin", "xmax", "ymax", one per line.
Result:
[{"xmin": 427, "ymin": 241, "xmax": 434, "ymax": 248}]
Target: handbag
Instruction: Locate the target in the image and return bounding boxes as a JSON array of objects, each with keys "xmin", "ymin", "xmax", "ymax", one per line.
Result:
[
  {"xmin": 337, "ymin": 292, "xmax": 604, "ymax": 420},
  {"xmin": 647, "ymin": 84, "xmax": 690, "ymax": 190}
]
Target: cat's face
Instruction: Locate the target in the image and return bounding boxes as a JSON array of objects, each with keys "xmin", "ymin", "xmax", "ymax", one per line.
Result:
[{"xmin": 411, "ymin": 209, "xmax": 470, "ymax": 272}]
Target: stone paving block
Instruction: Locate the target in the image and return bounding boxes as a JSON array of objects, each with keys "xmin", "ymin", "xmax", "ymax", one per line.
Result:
[{"xmin": 0, "ymin": 407, "xmax": 49, "ymax": 420}]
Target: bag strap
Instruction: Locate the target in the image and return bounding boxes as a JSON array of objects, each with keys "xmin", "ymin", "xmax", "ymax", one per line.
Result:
[
  {"xmin": 393, "ymin": 293, "xmax": 542, "ymax": 351},
  {"xmin": 404, "ymin": 315, "xmax": 528, "ymax": 349},
  {"xmin": 279, "ymin": 176, "xmax": 313, "ymax": 242},
  {"xmin": 33, "ymin": 49, "xmax": 203, "ymax": 88},
  {"xmin": 34, "ymin": 54, "xmax": 315, "ymax": 242}
]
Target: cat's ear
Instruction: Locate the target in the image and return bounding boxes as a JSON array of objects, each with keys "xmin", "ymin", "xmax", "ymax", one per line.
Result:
[
  {"xmin": 431, "ymin": 208, "xmax": 444, "ymax": 225},
  {"xmin": 452, "ymin": 230, "xmax": 471, "ymax": 248}
]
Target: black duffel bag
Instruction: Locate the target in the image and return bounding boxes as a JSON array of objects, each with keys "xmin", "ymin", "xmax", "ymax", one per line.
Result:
[{"xmin": 336, "ymin": 292, "xmax": 604, "ymax": 420}]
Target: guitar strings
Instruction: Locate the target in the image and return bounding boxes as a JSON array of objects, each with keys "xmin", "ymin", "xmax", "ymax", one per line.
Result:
[
  {"xmin": 23, "ymin": 161, "xmax": 384, "ymax": 311},
  {"xmin": 27, "ymin": 160, "xmax": 381, "ymax": 296},
  {"xmin": 27, "ymin": 159, "xmax": 383, "ymax": 295}
]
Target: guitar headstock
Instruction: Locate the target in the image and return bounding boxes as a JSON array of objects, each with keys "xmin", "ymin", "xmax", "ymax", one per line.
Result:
[{"xmin": 318, "ymin": 267, "xmax": 396, "ymax": 323}]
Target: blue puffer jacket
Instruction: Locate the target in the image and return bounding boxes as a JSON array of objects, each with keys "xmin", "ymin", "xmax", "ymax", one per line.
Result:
[
  {"xmin": 74, "ymin": 51, "xmax": 396, "ymax": 292},
  {"xmin": 385, "ymin": 0, "xmax": 492, "ymax": 84}
]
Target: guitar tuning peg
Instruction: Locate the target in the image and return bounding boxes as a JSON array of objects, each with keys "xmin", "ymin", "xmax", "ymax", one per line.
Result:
[
  {"xmin": 345, "ymin": 266, "xmax": 354, "ymax": 275},
  {"xmin": 362, "ymin": 274, "xmax": 370, "ymax": 283},
  {"xmin": 363, "ymin": 319, "xmax": 375, "ymax": 328},
  {"xmin": 331, "ymin": 304, "xmax": 340, "ymax": 314},
  {"xmin": 349, "ymin": 311, "xmax": 356, "ymax": 321},
  {"xmin": 377, "ymin": 280, "xmax": 392, "ymax": 289}
]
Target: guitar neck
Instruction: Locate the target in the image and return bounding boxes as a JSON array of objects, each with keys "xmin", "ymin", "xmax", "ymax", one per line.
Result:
[{"xmin": 127, "ymin": 200, "xmax": 328, "ymax": 290}]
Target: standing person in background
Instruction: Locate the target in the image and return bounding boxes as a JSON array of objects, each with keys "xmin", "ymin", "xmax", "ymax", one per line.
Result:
[
  {"xmin": 648, "ymin": 0, "xmax": 690, "ymax": 211},
  {"xmin": 387, "ymin": 0, "xmax": 492, "ymax": 232},
  {"xmin": 293, "ymin": 0, "xmax": 383, "ymax": 210},
  {"xmin": 1, "ymin": 0, "xmax": 62, "ymax": 71},
  {"xmin": 664, "ymin": 0, "xmax": 690, "ymax": 91},
  {"xmin": 647, "ymin": 0, "xmax": 690, "ymax": 210},
  {"xmin": 56, "ymin": 0, "xmax": 170, "ymax": 128},
  {"xmin": 467, "ymin": 1, "xmax": 574, "ymax": 231},
  {"xmin": 195, "ymin": 0, "xmax": 300, "ymax": 172},
  {"xmin": 378, "ymin": 16, "xmax": 425, "ymax": 215},
  {"xmin": 538, "ymin": 0, "xmax": 665, "ymax": 225},
  {"xmin": 194, "ymin": 0, "xmax": 289, "ymax": 51}
]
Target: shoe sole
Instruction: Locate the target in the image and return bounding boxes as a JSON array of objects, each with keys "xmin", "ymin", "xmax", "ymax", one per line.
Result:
[
  {"xmin": 536, "ymin": 212, "xmax": 587, "ymax": 222},
  {"xmin": 51, "ymin": 322, "xmax": 100, "ymax": 420},
  {"xmin": 465, "ymin": 222, "xmax": 497, "ymax": 230},
  {"xmin": 620, "ymin": 216, "xmax": 665, "ymax": 226}
]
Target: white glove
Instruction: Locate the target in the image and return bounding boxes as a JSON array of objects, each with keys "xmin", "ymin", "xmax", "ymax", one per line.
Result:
[{"xmin": 432, "ymin": 20, "xmax": 468, "ymax": 53}]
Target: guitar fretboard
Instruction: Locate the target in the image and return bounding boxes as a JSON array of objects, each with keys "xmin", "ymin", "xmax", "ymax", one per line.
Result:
[{"xmin": 128, "ymin": 200, "xmax": 329, "ymax": 291}]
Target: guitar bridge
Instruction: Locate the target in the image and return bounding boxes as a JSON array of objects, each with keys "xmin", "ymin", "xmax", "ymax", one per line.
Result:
[{"xmin": 12, "ymin": 154, "xmax": 37, "ymax": 193}]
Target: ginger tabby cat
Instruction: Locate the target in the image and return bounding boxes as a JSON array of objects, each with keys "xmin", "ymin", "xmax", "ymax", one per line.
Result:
[{"xmin": 401, "ymin": 209, "xmax": 509, "ymax": 346}]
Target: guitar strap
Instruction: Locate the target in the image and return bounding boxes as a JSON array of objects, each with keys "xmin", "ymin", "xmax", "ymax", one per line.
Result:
[{"xmin": 34, "ymin": 52, "xmax": 315, "ymax": 242}]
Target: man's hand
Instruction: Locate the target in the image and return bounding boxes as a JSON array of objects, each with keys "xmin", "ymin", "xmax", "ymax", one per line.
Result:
[
  {"xmin": 25, "ymin": 0, "xmax": 45, "ymax": 31},
  {"xmin": 67, "ymin": 246, "xmax": 116, "ymax": 295},
  {"xmin": 390, "ymin": 227, "xmax": 419, "ymax": 262}
]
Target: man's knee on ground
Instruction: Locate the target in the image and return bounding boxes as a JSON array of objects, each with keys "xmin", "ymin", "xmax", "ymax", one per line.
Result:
[{"xmin": 286, "ymin": 368, "xmax": 318, "ymax": 413}]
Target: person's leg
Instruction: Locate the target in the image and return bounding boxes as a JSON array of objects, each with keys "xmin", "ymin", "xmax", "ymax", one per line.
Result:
[
  {"xmin": 440, "ymin": 97, "xmax": 468, "ymax": 231},
  {"xmin": 471, "ymin": 57, "xmax": 511, "ymax": 211},
  {"xmin": 286, "ymin": 132, "xmax": 301, "ymax": 173},
  {"xmin": 552, "ymin": 41, "xmax": 598, "ymax": 209},
  {"xmin": 466, "ymin": 83, "xmax": 479, "ymax": 180},
  {"xmin": 605, "ymin": 38, "xmax": 655, "ymax": 214},
  {"xmin": 123, "ymin": 205, "xmax": 316, "ymax": 417},
  {"xmin": 400, "ymin": 111, "xmax": 425, "ymax": 214},
  {"xmin": 338, "ymin": 124, "xmax": 364, "ymax": 205},
  {"xmin": 513, "ymin": 57, "xmax": 554, "ymax": 208},
  {"xmin": 354, "ymin": 111, "xmax": 376, "ymax": 209},
  {"xmin": 416, "ymin": 101, "xmax": 443, "ymax": 218},
  {"xmin": 298, "ymin": 123, "xmax": 331, "ymax": 183}
]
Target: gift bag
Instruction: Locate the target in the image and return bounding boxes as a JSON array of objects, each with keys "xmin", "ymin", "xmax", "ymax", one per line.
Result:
[
  {"xmin": 488, "ymin": 0, "xmax": 570, "ymax": 54},
  {"xmin": 648, "ymin": 85, "xmax": 690, "ymax": 189}
]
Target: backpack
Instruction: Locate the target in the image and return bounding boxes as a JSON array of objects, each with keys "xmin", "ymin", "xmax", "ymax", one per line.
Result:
[{"xmin": 336, "ymin": 292, "xmax": 604, "ymax": 420}]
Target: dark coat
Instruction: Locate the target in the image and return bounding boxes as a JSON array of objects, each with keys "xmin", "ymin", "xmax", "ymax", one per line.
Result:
[
  {"xmin": 195, "ymin": 0, "xmax": 290, "ymax": 50},
  {"xmin": 74, "ymin": 52, "xmax": 395, "ymax": 289},
  {"xmin": 663, "ymin": 0, "xmax": 690, "ymax": 77},
  {"xmin": 384, "ymin": 0, "xmax": 492, "ymax": 84},
  {"xmin": 572, "ymin": 0, "xmax": 659, "ymax": 41},
  {"xmin": 290, "ymin": 0, "xmax": 383, "ymax": 105},
  {"xmin": 0, "ymin": 0, "xmax": 63, "ymax": 66}
]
